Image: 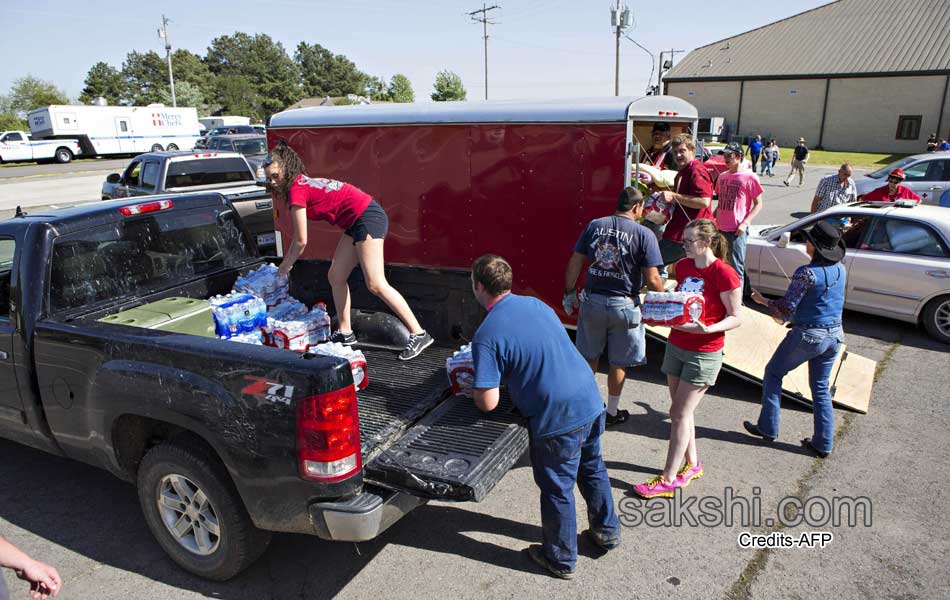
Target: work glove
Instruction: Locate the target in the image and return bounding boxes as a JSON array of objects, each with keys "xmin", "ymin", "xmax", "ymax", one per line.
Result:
[{"xmin": 563, "ymin": 290, "xmax": 579, "ymax": 316}]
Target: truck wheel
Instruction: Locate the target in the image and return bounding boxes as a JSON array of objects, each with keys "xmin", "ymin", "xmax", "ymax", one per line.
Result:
[
  {"xmin": 167, "ymin": 143, "xmax": 179, "ymax": 151},
  {"xmin": 922, "ymin": 295, "xmax": 950, "ymax": 344},
  {"xmin": 137, "ymin": 440, "xmax": 271, "ymax": 580},
  {"xmin": 151, "ymin": 144, "xmax": 164, "ymax": 152},
  {"xmin": 54, "ymin": 148, "xmax": 73, "ymax": 163}
]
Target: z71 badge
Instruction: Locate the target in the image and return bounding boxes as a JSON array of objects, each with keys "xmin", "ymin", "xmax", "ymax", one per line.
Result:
[{"xmin": 241, "ymin": 376, "xmax": 295, "ymax": 405}]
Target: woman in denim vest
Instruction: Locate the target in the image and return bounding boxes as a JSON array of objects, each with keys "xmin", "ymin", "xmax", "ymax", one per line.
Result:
[{"xmin": 745, "ymin": 221, "xmax": 847, "ymax": 457}]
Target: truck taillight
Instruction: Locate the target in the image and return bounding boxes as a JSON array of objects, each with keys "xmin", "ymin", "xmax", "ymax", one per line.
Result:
[
  {"xmin": 296, "ymin": 386, "xmax": 362, "ymax": 482},
  {"xmin": 119, "ymin": 200, "xmax": 173, "ymax": 216}
]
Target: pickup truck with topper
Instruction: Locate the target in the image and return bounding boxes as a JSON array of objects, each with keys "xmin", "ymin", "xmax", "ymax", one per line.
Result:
[{"xmin": 0, "ymin": 194, "xmax": 527, "ymax": 580}]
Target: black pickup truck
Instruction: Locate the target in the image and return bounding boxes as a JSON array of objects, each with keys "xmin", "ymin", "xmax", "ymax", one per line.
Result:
[{"xmin": 0, "ymin": 193, "xmax": 526, "ymax": 580}]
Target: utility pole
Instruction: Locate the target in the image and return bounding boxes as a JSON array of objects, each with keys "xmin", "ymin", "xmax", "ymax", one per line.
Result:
[
  {"xmin": 610, "ymin": 2, "xmax": 631, "ymax": 96},
  {"xmin": 158, "ymin": 15, "xmax": 176, "ymax": 107},
  {"xmin": 657, "ymin": 49, "xmax": 684, "ymax": 95},
  {"xmin": 469, "ymin": 4, "xmax": 500, "ymax": 100}
]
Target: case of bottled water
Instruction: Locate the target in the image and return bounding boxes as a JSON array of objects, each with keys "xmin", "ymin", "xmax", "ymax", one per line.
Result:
[
  {"xmin": 263, "ymin": 302, "xmax": 331, "ymax": 352},
  {"xmin": 446, "ymin": 344, "xmax": 475, "ymax": 397},
  {"xmin": 307, "ymin": 342, "xmax": 368, "ymax": 390},
  {"xmin": 211, "ymin": 293, "xmax": 268, "ymax": 339},
  {"xmin": 233, "ymin": 263, "xmax": 290, "ymax": 307},
  {"xmin": 641, "ymin": 291, "xmax": 705, "ymax": 326}
]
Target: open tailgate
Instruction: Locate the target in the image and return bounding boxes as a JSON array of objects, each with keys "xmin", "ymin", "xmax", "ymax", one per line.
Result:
[{"xmin": 356, "ymin": 346, "xmax": 528, "ymax": 502}]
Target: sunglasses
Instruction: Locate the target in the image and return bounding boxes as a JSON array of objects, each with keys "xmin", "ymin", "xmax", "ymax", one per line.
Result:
[{"xmin": 887, "ymin": 177, "xmax": 901, "ymax": 183}]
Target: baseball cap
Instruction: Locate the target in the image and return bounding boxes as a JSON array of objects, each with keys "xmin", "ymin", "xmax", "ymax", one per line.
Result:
[{"xmin": 723, "ymin": 143, "xmax": 743, "ymax": 155}]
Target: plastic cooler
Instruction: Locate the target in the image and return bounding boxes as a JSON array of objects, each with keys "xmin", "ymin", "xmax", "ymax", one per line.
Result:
[{"xmin": 99, "ymin": 297, "xmax": 216, "ymax": 337}]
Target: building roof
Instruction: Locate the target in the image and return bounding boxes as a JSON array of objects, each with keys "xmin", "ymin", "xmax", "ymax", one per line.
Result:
[
  {"xmin": 665, "ymin": 0, "xmax": 950, "ymax": 82},
  {"xmin": 269, "ymin": 96, "xmax": 698, "ymax": 128}
]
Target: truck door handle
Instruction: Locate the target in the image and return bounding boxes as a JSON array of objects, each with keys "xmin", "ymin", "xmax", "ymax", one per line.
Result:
[
  {"xmin": 255, "ymin": 200, "xmax": 272, "ymax": 210},
  {"xmin": 926, "ymin": 270, "xmax": 950, "ymax": 278},
  {"xmin": 929, "ymin": 186, "xmax": 943, "ymax": 191},
  {"xmin": 0, "ymin": 350, "xmax": 7, "ymax": 360}
]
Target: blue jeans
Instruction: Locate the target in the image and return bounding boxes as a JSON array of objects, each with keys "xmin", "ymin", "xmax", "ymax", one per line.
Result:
[
  {"xmin": 722, "ymin": 230, "xmax": 748, "ymax": 288},
  {"xmin": 529, "ymin": 411, "xmax": 620, "ymax": 573},
  {"xmin": 750, "ymin": 153, "xmax": 760, "ymax": 173},
  {"xmin": 757, "ymin": 326, "xmax": 844, "ymax": 454},
  {"xmin": 760, "ymin": 157, "xmax": 773, "ymax": 176}
]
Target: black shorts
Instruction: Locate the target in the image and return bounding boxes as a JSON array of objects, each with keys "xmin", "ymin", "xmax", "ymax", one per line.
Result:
[{"xmin": 343, "ymin": 200, "xmax": 389, "ymax": 243}]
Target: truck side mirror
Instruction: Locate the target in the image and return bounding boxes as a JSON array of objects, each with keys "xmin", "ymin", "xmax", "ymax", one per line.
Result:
[
  {"xmin": 777, "ymin": 231, "xmax": 791, "ymax": 248},
  {"xmin": 106, "ymin": 173, "xmax": 121, "ymax": 184}
]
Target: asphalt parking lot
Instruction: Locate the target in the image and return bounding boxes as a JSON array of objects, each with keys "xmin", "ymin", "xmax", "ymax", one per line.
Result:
[{"xmin": 1, "ymin": 162, "xmax": 948, "ymax": 599}]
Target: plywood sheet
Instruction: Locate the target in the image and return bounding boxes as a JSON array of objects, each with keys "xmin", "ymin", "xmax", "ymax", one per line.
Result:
[{"xmin": 645, "ymin": 305, "xmax": 874, "ymax": 413}]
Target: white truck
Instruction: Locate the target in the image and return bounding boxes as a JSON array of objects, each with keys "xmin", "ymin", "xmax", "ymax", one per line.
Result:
[
  {"xmin": 198, "ymin": 116, "xmax": 250, "ymax": 131},
  {"xmin": 0, "ymin": 130, "xmax": 82, "ymax": 163},
  {"xmin": 27, "ymin": 104, "xmax": 202, "ymax": 158}
]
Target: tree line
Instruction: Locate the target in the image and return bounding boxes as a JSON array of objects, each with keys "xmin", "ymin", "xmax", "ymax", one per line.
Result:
[{"xmin": 0, "ymin": 33, "xmax": 468, "ymax": 130}]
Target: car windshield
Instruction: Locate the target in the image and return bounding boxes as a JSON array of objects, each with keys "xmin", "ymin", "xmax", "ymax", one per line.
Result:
[
  {"xmin": 233, "ymin": 138, "xmax": 267, "ymax": 155},
  {"xmin": 49, "ymin": 206, "xmax": 253, "ymax": 313},
  {"xmin": 867, "ymin": 157, "xmax": 917, "ymax": 179}
]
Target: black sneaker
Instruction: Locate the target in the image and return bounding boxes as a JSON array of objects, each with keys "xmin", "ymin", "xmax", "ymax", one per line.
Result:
[
  {"xmin": 583, "ymin": 528, "xmax": 621, "ymax": 551},
  {"xmin": 329, "ymin": 330, "xmax": 357, "ymax": 346},
  {"xmin": 743, "ymin": 420, "xmax": 775, "ymax": 443},
  {"xmin": 605, "ymin": 409, "xmax": 630, "ymax": 428},
  {"xmin": 398, "ymin": 331, "xmax": 434, "ymax": 361},
  {"xmin": 526, "ymin": 545, "xmax": 574, "ymax": 580}
]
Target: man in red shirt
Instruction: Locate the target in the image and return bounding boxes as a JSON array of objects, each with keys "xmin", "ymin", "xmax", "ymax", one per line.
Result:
[
  {"xmin": 656, "ymin": 134, "xmax": 715, "ymax": 267},
  {"xmin": 861, "ymin": 168, "xmax": 921, "ymax": 203}
]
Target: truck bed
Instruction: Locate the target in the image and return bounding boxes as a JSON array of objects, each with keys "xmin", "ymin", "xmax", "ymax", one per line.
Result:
[{"xmin": 357, "ymin": 346, "xmax": 528, "ymax": 502}]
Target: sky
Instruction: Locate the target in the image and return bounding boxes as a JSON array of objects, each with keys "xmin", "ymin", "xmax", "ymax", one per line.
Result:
[{"xmin": 0, "ymin": 0, "xmax": 831, "ymax": 106}]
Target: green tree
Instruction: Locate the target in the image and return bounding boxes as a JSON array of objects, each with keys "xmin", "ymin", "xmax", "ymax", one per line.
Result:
[
  {"xmin": 122, "ymin": 50, "xmax": 167, "ymax": 105},
  {"xmin": 388, "ymin": 74, "xmax": 414, "ymax": 103},
  {"xmin": 170, "ymin": 49, "xmax": 216, "ymax": 106},
  {"xmin": 79, "ymin": 62, "xmax": 125, "ymax": 105},
  {"xmin": 5, "ymin": 75, "xmax": 70, "ymax": 112},
  {"xmin": 206, "ymin": 33, "xmax": 301, "ymax": 118},
  {"xmin": 364, "ymin": 75, "xmax": 388, "ymax": 101},
  {"xmin": 431, "ymin": 70, "xmax": 466, "ymax": 102},
  {"xmin": 294, "ymin": 42, "xmax": 368, "ymax": 98},
  {"xmin": 158, "ymin": 80, "xmax": 207, "ymax": 112},
  {"xmin": 0, "ymin": 113, "xmax": 27, "ymax": 131}
]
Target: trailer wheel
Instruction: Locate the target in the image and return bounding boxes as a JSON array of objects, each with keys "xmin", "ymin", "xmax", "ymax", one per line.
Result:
[
  {"xmin": 54, "ymin": 147, "xmax": 73, "ymax": 163},
  {"xmin": 167, "ymin": 143, "xmax": 179, "ymax": 151},
  {"xmin": 151, "ymin": 144, "xmax": 164, "ymax": 152},
  {"xmin": 137, "ymin": 439, "xmax": 271, "ymax": 580},
  {"xmin": 922, "ymin": 295, "xmax": 950, "ymax": 345}
]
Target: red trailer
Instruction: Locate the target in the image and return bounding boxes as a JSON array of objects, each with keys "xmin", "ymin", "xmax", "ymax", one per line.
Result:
[{"xmin": 267, "ymin": 96, "xmax": 698, "ymax": 334}]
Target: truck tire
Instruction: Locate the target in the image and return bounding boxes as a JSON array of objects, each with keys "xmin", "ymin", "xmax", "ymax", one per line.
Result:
[
  {"xmin": 54, "ymin": 147, "xmax": 73, "ymax": 163},
  {"xmin": 137, "ymin": 439, "xmax": 271, "ymax": 580},
  {"xmin": 922, "ymin": 295, "xmax": 950, "ymax": 344},
  {"xmin": 151, "ymin": 144, "xmax": 164, "ymax": 152},
  {"xmin": 166, "ymin": 143, "xmax": 179, "ymax": 151}
]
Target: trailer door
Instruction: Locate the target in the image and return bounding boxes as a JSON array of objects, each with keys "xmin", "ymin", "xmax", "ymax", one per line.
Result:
[{"xmin": 114, "ymin": 117, "xmax": 133, "ymax": 153}]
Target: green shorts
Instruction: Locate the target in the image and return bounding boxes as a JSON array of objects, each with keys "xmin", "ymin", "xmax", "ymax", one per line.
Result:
[{"xmin": 661, "ymin": 343, "xmax": 723, "ymax": 387}]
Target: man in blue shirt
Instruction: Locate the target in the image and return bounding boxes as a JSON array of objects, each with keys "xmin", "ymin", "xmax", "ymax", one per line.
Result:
[
  {"xmin": 746, "ymin": 135, "xmax": 763, "ymax": 173},
  {"xmin": 470, "ymin": 254, "xmax": 620, "ymax": 579},
  {"xmin": 563, "ymin": 187, "xmax": 664, "ymax": 427}
]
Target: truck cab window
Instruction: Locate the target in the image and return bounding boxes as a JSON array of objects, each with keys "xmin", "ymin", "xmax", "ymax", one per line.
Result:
[
  {"xmin": 2, "ymin": 133, "xmax": 23, "ymax": 142},
  {"xmin": 0, "ymin": 239, "xmax": 15, "ymax": 318},
  {"xmin": 141, "ymin": 162, "xmax": 160, "ymax": 191}
]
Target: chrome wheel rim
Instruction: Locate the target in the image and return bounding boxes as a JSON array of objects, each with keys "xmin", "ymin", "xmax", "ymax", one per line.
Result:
[
  {"xmin": 156, "ymin": 474, "xmax": 221, "ymax": 556},
  {"xmin": 936, "ymin": 299, "xmax": 950, "ymax": 337}
]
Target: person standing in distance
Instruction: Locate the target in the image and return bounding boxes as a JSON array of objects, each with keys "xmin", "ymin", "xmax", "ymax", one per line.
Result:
[
  {"xmin": 264, "ymin": 142, "xmax": 434, "ymax": 360},
  {"xmin": 784, "ymin": 137, "xmax": 810, "ymax": 187},
  {"xmin": 563, "ymin": 187, "xmax": 665, "ymax": 426},
  {"xmin": 746, "ymin": 135, "xmax": 763, "ymax": 174},
  {"xmin": 714, "ymin": 143, "xmax": 764, "ymax": 288},
  {"xmin": 470, "ymin": 255, "xmax": 620, "ymax": 579}
]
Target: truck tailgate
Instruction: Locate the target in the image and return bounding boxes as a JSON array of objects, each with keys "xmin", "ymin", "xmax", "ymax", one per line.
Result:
[{"xmin": 357, "ymin": 347, "xmax": 528, "ymax": 502}]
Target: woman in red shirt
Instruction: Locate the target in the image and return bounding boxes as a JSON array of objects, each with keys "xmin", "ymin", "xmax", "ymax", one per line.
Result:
[
  {"xmin": 264, "ymin": 142, "xmax": 433, "ymax": 360},
  {"xmin": 861, "ymin": 168, "xmax": 921, "ymax": 203},
  {"xmin": 634, "ymin": 218, "xmax": 742, "ymax": 498}
]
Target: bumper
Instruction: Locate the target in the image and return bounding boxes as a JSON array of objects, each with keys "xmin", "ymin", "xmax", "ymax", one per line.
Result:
[{"xmin": 309, "ymin": 489, "xmax": 425, "ymax": 542}]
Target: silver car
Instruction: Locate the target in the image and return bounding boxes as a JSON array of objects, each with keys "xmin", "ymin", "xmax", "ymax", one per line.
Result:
[
  {"xmin": 746, "ymin": 202, "xmax": 950, "ymax": 343},
  {"xmin": 854, "ymin": 152, "xmax": 950, "ymax": 206}
]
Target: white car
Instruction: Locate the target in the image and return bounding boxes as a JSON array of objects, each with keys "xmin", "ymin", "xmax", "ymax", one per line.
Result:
[{"xmin": 745, "ymin": 202, "xmax": 950, "ymax": 343}]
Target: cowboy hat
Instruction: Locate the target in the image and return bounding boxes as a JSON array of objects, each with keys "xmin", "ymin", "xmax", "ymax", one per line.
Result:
[
  {"xmin": 802, "ymin": 220, "xmax": 845, "ymax": 263},
  {"xmin": 797, "ymin": 137, "xmax": 806, "ymax": 143}
]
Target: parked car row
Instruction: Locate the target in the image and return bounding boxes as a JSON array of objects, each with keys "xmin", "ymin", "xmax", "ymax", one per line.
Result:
[
  {"xmin": 195, "ymin": 124, "xmax": 265, "ymax": 149},
  {"xmin": 854, "ymin": 152, "xmax": 950, "ymax": 206}
]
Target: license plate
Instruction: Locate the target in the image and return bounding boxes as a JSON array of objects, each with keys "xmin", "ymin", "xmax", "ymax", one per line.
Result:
[{"xmin": 257, "ymin": 233, "xmax": 276, "ymax": 247}]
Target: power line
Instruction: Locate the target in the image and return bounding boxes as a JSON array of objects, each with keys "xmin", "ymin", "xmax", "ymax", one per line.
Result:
[{"xmin": 469, "ymin": 4, "xmax": 501, "ymax": 100}]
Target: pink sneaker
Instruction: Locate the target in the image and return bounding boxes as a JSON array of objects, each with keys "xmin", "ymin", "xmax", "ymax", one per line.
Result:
[
  {"xmin": 676, "ymin": 461, "xmax": 704, "ymax": 487},
  {"xmin": 633, "ymin": 475, "xmax": 681, "ymax": 498}
]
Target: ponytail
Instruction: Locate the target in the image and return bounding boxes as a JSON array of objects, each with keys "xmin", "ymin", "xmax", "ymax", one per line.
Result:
[{"xmin": 685, "ymin": 218, "xmax": 730, "ymax": 264}]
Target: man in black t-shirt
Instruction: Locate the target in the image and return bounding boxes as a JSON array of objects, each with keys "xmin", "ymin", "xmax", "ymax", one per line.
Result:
[
  {"xmin": 784, "ymin": 137, "xmax": 810, "ymax": 187},
  {"xmin": 563, "ymin": 187, "xmax": 665, "ymax": 426}
]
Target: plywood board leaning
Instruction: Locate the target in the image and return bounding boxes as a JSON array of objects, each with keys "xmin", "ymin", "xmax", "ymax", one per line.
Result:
[{"xmin": 644, "ymin": 304, "xmax": 874, "ymax": 414}]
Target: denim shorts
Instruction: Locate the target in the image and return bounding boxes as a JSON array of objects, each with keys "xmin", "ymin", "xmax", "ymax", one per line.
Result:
[
  {"xmin": 344, "ymin": 200, "xmax": 389, "ymax": 243},
  {"xmin": 575, "ymin": 293, "xmax": 646, "ymax": 367},
  {"xmin": 661, "ymin": 343, "xmax": 723, "ymax": 387}
]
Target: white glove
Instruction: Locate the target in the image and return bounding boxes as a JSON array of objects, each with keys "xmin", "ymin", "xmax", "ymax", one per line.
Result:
[{"xmin": 563, "ymin": 290, "xmax": 579, "ymax": 316}]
